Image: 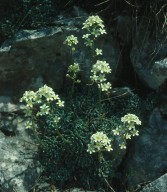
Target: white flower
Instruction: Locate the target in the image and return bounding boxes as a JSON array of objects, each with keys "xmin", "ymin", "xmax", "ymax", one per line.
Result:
[
  {"xmin": 125, "ymin": 133, "xmax": 131, "ymax": 139},
  {"xmin": 57, "ymin": 100, "xmax": 64, "ymax": 107},
  {"xmin": 38, "ymin": 104, "xmax": 50, "ymax": 116},
  {"xmin": 65, "ymin": 35, "xmax": 78, "ymax": 47},
  {"xmin": 88, "ymin": 131, "xmax": 112, "ymax": 154},
  {"xmin": 105, "ymin": 145, "xmax": 113, "ymax": 152},
  {"xmin": 119, "ymin": 143, "xmax": 126, "ymax": 150},
  {"xmin": 25, "ymin": 120, "xmax": 33, "ymax": 129},
  {"xmin": 113, "ymin": 128, "xmax": 120, "ymax": 136},
  {"xmin": 121, "ymin": 114, "xmax": 141, "ymax": 125},
  {"xmin": 99, "ymin": 28, "xmax": 107, "ymax": 35},
  {"xmin": 95, "ymin": 48, "xmax": 102, "ymax": 55},
  {"xmin": 82, "ymin": 34, "xmax": 91, "ymax": 39},
  {"xmin": 54, "ymin": 94, "xmax": 60, "ymax": 100},
  {"xmin": 100, "ymin": 82, "xmax": 112, "ymax": 92}
]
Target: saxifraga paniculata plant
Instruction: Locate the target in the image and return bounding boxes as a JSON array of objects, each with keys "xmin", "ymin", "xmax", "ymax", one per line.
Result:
[{"xmin": 20, "ymin": 15, "xmax": 141, "ymax": 191}]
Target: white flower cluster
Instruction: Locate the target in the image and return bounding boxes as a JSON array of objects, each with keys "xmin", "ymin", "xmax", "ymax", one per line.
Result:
[
  {"xmin": 66, "ymin": 63, "xmax": 81, "ymax": 83},
  {"xmin": 87, "ymin": 131, "xmax": 113, "ymax": 154},
  {"xmin": 20, "ymin": 91, "xmax": 37, "ymax": 108},
  {"xmin": 90, "ymin": 60, "xmax": 112, "ymax": 92},
  {"xmin": 82, "ymin": 15, "xmax": 105, "ymax": 30},
  {"xmin": 65, "ymin": 15, "xmax": 112, "ymax": 93},
  {"xmin": 112, "ymin": 113, "xmax": 141, "ymax": 149},
  {"xmin": 20, "ymin": 85, "xmax": 63, "ymax": 103},
  {"xmin": 65, "ymin": 35, "xmax": 78, "ymax": 51},
  {"xmin": 20, "ymin": 85, "xmax": 64, "ymax": 129},
  {"xmin": 121, "ymin": 113, "xmax": 141, "ymax": 126},
  {"xmin": 82, "ymin": 16, "xmax": 106, "ymax": 47}
]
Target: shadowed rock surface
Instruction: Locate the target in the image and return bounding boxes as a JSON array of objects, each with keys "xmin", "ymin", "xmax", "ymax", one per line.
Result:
[
  {"xmin": 125, "ymin": 107, "xmax": 167, "ymax": 189},
  {"xmin": 141, "ymin": 173, "xmax": 167, "ymax": 192},
  {"xmin": 130, "ymin": 19, "xmax": 167, "ymax": 90},
  {"xmin": 0, "ymin": 116, "xmax": 40, "ymax": 192}
]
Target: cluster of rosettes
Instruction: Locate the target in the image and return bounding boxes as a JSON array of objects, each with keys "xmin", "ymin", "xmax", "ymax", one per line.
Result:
[
  {"xmin": 66, "ymin": 63, "xmax": 81, "ymax": 83},
  {"xmin": 20, "ymin": 85, "xmax": 64, "ymax": 128},
  {"xmin": 87, "ymin": 131, "xmax": 113, "ymax": 154},
  {"xmin": 90, "ymin": 60, "xmax": 112, "ymax": 92},
  {"xmin": 112, "ymin": 113, "xmax": 141, "ymax": 149},
  {"xmin": 82, "ymin": 16, "xmax": 106, "ymax": 47}
]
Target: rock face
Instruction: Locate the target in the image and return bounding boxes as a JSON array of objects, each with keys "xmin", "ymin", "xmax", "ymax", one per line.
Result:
[
  {"xmin": 0, "ymin": 27, "xmax": 69, "ymax": 98},
  {"xmin": 0, "ymin": 113, "xmax": 40, "ymax": 192},
  {"xmin": 115, "ymin": 15, "xmax": 135, "ymax": 46},
  {"xmin": 0, "ymin": 98, "xmax": 40, "ymax": 192},
  {"xmin": 141, "ymin": 173, "xmax": 167, "ymax": 192},
  {"xmin": 130, "ymin": 20, "xmax": 167, "ymax": 90},
  {"xmin": 0, "ymin": 7, "xmax": 121, "ymax": 100},
  {"xmin": 125, "ymin": 107, "xmax": 167, "ymax": 189}
]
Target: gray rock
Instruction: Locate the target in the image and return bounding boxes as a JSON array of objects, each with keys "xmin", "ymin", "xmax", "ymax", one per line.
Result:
[
  {"xmin": 115, "ymin": 15, "xmax": 135, "ymax": 45},
  {"xmin": 0, "ymin": 96, "xmax": 11, "ymax": 103},
  {"xmin": 0, "ymin": 101, "xmax": 24, "ymax": 113},
  {"xmin": 0, "ymin": 8, "xmax": 121, "ymax": 99},
  {"xmin": 0, "ymin": 26, "xmax": 69, "ymax": 98},
  {"xmin": 125, "ymin": 108, "xmax": 167, "ymax": 189},
  {"xmin": 0, "ymin": 96, "xmax": 26, "ymax": 133},
  {"xmin": 130, "ymin": 19, "xmax": 167, "ymax": 90},
  {"xmin": 0, "ymin": 116, "xmax": 41, "ymax": 192},
  {"xmin": 151, "ymin": 58, "xmax": 167, "ymax": 88},
  {"xmin": 140, "ymin": 173, "xmax": 167, "ymax": 192}
]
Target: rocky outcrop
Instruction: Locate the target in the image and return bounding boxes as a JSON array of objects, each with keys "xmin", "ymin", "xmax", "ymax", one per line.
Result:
[
  {"xmin": 130, "ymin": 19, "xmax": 167, "ymax": 90},
  {"xmin": 0, "ymin": 113, "xmax": 40, "ymax": 192},
  {"xmin": 140, "ymin": 173, "xmax": 167, "ymax": 192},
  {"xmin": 125, "ymin": 107, "xmax": 167, "ymax": 189},
  {"xmin": 0, "ymin": 8, "xmax": 122, "ymax": 191},
  {"xmin": 0, "ymin": 7, "xmax": 121, "ymax": 101},
  {"xmin": 0, "ymin": 27, "xmax": 69, "ymax": 98}
]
